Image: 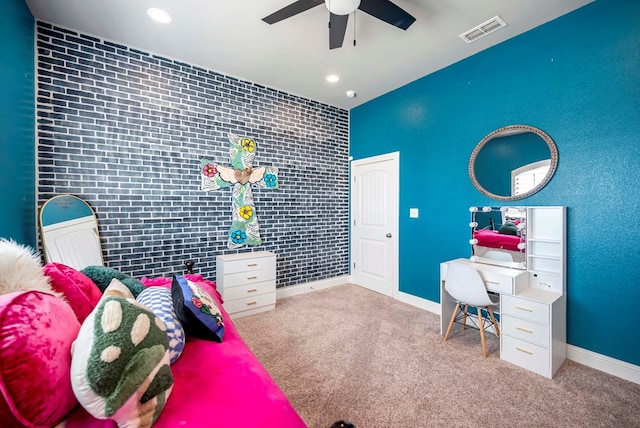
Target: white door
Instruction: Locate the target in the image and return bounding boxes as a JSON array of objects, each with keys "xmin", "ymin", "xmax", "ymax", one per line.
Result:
[{"xmin": 351, "ymin": 152, "xmax": 399, "ymax": 298}]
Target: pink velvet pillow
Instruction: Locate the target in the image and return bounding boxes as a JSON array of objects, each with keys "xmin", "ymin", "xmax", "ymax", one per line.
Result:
[
  {"xmin": 0, "ymin": 290, "xmax": 81, "ymax": 427},
  {"xmin": 43, "ymin": 262, "xmax": 102, "ymax": 322}
]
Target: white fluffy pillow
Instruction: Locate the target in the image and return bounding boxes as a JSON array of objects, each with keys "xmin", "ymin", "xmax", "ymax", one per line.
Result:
[{"xmin": 0, "ymin": 239, "xmax": 60, "ymax": 298}]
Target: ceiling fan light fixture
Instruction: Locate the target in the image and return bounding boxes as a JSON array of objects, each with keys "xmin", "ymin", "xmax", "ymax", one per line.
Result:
[{"xmin": 325, "ymin": 0, "xmax": 361, "ymax": 16}]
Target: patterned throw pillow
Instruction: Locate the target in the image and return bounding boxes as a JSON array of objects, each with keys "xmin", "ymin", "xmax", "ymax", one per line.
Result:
[
  {"xmin": 136, "ymin": 286, "xmax": 185, "ymax": 364},
  {"xmin": 70, "ymin": 279, "xmax": 173, "ymax": 427},
  {"xmin": 172, "ymin": 275, "xmax": 225, "ymax": 342}
]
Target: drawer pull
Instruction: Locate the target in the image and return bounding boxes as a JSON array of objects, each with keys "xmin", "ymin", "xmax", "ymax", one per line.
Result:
[
  {"xmin": 485, "ymin": 280, "xmax": 500, "ymax": 285},
  {"xmin": 515, "ymin": 305, "xmax": 534, "ymax": 312},
  {"xmin": 247, "ymin": 276, "xmax": 258, "ymax": 280},
  {"xmin": 246, "ymin": 301, "xmax": 257, "ymax": 306},
  {"xmin": 516, "ymin": 326, "xmax": 533, "ymax": 334},
  {"xmin": 247, "ymin": 263, "xmax": 258, "ymax": 267},
  {"xmin": 516, "ymin": 346, "xmax": 533, "ymax": 355},
  {"xmin": 247, "ymin": 288, "xmax": 258, "ymax": 293}
]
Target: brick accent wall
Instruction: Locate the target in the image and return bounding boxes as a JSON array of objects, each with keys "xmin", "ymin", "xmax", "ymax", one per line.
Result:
[{"xmin": 35, "ymin": 22, "xmax": 350, "ymax": 287}]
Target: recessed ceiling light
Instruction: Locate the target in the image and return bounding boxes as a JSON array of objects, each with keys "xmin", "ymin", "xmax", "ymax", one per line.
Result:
[
  {"xmin": 147, "ymin": 8, "xmax": 172, "ymax": 24},
  {"xmin": 325, "ymin": 74, "xmax": 340, "ymax": 83}
]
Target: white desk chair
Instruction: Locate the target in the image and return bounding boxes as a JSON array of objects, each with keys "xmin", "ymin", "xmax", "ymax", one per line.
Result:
[
  {"xmin": 39, "ymin": 195, "xmax": 104, "ymax": 271},
  {"xmin": 444, "ymin": 263, "xmax": 500, "ymax": 358}
]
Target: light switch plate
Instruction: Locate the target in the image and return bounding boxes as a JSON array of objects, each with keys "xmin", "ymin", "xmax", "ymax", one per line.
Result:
[{"xmin": 410, "ymin": 208, "xmax": 419, "ymax": 218}]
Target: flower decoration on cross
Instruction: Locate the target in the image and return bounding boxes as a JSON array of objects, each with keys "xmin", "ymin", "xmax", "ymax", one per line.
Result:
[{"xmin": 202, "ymin": 163, "xmax": 217, "ymax": 178}]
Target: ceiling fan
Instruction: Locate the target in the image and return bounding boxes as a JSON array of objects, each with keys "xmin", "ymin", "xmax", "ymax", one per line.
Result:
[{"xmin": 262, "ymin": 0, "xmax": 416, "ymax": 50}]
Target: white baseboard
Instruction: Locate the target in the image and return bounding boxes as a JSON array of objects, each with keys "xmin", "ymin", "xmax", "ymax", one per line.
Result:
[
  {"xmin": 281, "ymin": 280, "xmax": 640, "ymax": 385},
  {"xmin": 398, "ymin": 291, "xmax": 440, "ymax": 315},
  {"xmin": 276, "ymin": 275, "xmax": 350, "ymax": 299},
  {"xmin": 567, "ymin": 344, "xmax": 640, "ymax": 385}
]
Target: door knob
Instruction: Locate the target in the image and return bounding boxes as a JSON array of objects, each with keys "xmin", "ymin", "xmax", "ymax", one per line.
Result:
[{"xmin": 386, "ymin": 233, "xmax": 392, "ymax": 238}]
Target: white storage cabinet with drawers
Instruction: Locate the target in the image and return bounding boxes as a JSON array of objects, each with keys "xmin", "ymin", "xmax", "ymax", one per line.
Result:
[{"xmin": 216, "ymin": 251, "xmax": 276, "ymax": 319}]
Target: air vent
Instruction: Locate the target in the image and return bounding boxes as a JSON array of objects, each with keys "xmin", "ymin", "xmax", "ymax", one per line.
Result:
[{"xmin": 459, "ymin": 16, "xmax": 507, "ymax": 44}]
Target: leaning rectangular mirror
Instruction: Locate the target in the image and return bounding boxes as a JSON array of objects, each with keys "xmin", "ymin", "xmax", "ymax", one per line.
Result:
[{"xmin": 469, "ymin": 206, "xmax": 526, "ymax": 269}]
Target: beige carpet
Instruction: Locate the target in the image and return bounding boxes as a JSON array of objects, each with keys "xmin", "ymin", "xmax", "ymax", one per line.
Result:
[{"xmin": 234, "ymin": 284, "xmax": 640, "ymax": 428}]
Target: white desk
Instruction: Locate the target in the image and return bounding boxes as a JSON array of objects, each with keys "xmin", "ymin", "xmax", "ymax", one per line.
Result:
[{"xmin": 440, "ymin": 258, "xmax": 566, "ymax": 378}]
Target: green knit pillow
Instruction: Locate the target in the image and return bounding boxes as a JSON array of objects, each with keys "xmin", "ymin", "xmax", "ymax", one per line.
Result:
[
  {"xmin": 70, "ymin": 279, "xmax": 173, "ymax": 426},
  {"xmin": 498, "ymin": 221, "xmax": 519, "ymax": 236},
  {"xmin": 81, "ymin": 265, "xmax": 146, "ymax": 297}
]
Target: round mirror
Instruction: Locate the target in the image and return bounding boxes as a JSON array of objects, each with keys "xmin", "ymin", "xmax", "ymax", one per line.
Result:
[{"xmin": 469, "ymin": 124, "xmax": 558, "ymax": 201}]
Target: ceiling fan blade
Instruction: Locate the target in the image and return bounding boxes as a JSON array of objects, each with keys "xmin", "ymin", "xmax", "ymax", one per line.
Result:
[
  {"xmin": 262, "ymin": 0, "xmax": 325, "ymax": 24},
  {"xmin": 329, "ymin": 13, "xmax": 349, "ymax": 49},
  {"xmin": 358, "ymin": 0, "xmax": 416, "ymax": 30}
]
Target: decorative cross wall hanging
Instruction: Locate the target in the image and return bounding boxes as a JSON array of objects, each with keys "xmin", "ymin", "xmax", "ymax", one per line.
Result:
[{"xmin": 200, "ymin": 133, "xmax": 279, "ymax": 249}]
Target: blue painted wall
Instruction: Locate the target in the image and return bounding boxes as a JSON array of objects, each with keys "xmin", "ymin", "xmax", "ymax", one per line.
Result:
[
  {"xmin": 0, "ymin": 1, "xmax": 35, "ymax": 246},
  {"xmin": 350, "ymin": 0, "xmax": 640, "ymax": 366}
]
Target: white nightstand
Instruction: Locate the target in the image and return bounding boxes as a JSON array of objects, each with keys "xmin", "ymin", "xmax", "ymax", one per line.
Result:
[{"xmin": 216, "ymin": 251, "xmax": 276, "ymax": 319}]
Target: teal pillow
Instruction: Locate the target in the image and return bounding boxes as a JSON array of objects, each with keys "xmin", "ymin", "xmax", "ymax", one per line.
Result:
[
  {"xmin": 81, "ymin": 265, "xmax": 146, "ymax": 297},
  {"xmin": 120, "ymin": 277, "xmax": 146, "ymax": 297},
  {"xmin": 171, "ymin": 275, "xmax": 224, "ymax": 342},
  {"xmin": 498, "ymin": 221, "xmax": 518, "ymax": 236}
]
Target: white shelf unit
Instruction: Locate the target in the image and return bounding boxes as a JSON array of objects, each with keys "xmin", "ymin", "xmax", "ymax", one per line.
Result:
[{"xmin": 526, "ymin": 206, "xmax": 566, "ymax": 293}]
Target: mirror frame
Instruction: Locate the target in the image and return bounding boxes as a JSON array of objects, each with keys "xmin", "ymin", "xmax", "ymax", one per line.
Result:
[
  {"xmin": 39, "ymin": 194, "xmax": 105, "ymax": 269},
  {"xmin": 468, "ymin": 124, "xmax": 558, "ymax": 201}
]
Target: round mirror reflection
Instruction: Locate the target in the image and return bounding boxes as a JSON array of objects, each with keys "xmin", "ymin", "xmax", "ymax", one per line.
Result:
[{"xmin": 469, "ymin": 125, "xmax": 558, "ymax": 201}]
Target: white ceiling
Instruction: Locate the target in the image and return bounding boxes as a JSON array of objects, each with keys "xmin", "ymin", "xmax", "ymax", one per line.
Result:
[{"xmin": 23, "ymin": 0, "xmax": 593, "ymax": 110}]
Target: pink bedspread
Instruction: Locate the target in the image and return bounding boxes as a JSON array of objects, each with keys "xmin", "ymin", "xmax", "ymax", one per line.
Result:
[
  {"xmin": 474, "ymin": 229, "xmax": 522, "ymax": 252},
  {"xmin": 62, "ymin": 275, "xmax": 306, "ymax": 428}
]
